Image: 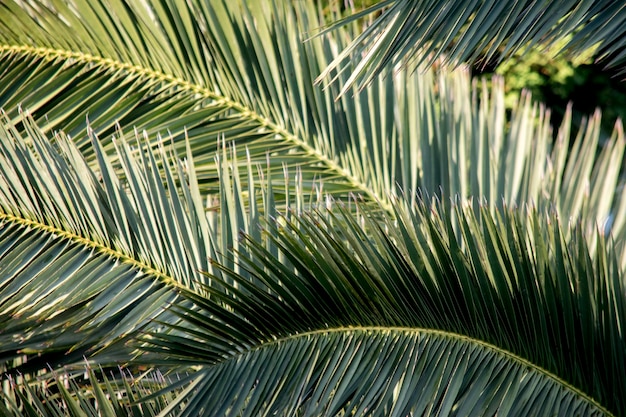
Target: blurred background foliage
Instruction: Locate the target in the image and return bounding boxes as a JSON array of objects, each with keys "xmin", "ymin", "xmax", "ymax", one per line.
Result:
[
  {"xmin": 476, "ymin": 42, "xmax": 626, "ymax": 136},
  {"xmin": 320, "ymin": 0, "xmax": 626, "ymax": 136}
]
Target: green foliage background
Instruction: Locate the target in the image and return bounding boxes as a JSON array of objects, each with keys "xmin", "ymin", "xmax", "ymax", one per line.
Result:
[{"xmin": 478, "ymin": 46, "xmax": 626, "ymax": 135}]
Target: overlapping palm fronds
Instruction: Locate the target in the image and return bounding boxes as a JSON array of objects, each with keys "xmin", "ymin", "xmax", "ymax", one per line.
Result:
[
  {"xmin": 0, "ymin": 114, "xmax": 213, "ymax": 373},
  {"xmin": 139, "ymin": 196, "xmax": 624, "ymax": 415},
  {"xmin": 1, "ymin": 1, "xmax": 622, "ymax": 221},
  {"xmin": 1, "ymin": 367, "xmax": 177, "ymax": 416},
  {"xmin": 1, "ymin": 111, "xmax": 624, "ymax": 415},
  {"xmin": 0, "ymin": 0, "xmax": 625, "ymax": 415},
  {"xmin": 319, "ymin": 0, "xmax": 626, "ymax": 93}
]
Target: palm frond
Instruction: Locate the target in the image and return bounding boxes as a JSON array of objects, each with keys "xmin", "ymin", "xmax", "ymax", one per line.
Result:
[
  {"xmin": 151, "ymin": 329, "xmax": 608, "ymax": 417},
  {"xmin": 0, "ymin": 0, "xmax": 386, "ymax": 201},
  {"xmin": 0, "ymin": 113, "xmax": 219, "ymax": 375},
  {"xmin": 1, "ymin": 1, "xmax": 624, "ymax": 243},
  {"xmin": 2, "ymin": 367, "xmax": 178, "ymax": 416},
  {"xmin": 141, "ymin": 197, "xmax": 625, "ymax": 415},
  {"xmin": 318, "ymin": 0, "xmax": 626, "ymax": 93}
]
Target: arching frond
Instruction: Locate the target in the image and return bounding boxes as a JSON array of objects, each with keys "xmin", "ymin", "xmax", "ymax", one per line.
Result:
[
  {"xmin": 0, "ymin": 0, "xmax": 391, "ymax": 202},
  {"xmin": 1, "ymin": 1, "xmax": 624, "ymax": 241},
  {"xmin": 141, "ymin": 199, "xmax": 625, "ymax": 415},
  {"xmin": 0, "ymin": 113, "xmax": 219, "ymax": 375},
  {"xmin": 150, "ymin": 329, "xmax": 608, "ymax": 417}
]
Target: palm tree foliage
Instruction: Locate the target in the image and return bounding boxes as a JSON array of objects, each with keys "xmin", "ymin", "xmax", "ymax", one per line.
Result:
[
  {"xmin": 319, "ymin": 0, "xmax": 626, "ymax": 94},
  {"xmin": 0, "ymin": 0, "xmax": 625, "ymax": 415}
]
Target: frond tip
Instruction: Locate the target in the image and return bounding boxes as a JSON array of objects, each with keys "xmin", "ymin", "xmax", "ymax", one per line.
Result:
[{"xmin": 319, "ymin": 0, "xmax": 626, "ymax": 93}]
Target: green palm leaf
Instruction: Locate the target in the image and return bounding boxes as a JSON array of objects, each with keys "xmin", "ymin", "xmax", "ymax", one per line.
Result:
[
  {"xmin": 0, "ymin": 114, "xmax": 218, "ymax": 374},
  {"xmin": 1, "ymin": 0, "xmax": 624, "ymax": 240},
  {"xmin": 1, "ymin": 0, "xmax": 625, "ymax": 415},
  {"xmin": 0, "ymin": 0, "xmax": 383, "ymax": 200},
  {"xmin": 319, "ymin": 0, "xmax": 626, "ymax": 93},
  {"xmin": 2, "ymin": 367, "xmax": 176, "ymax": 416},
  {"xmin": 141, "ymin": 197, "xmax": 624, "ymax": 415},
  {"xmin": 151, "ymin": 329, "xmax": 610, "ymax": 416}
]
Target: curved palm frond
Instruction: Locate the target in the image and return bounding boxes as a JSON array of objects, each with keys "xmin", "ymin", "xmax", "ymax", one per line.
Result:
[
  {"xmin": 140, "ymin": 196, "xmax": 625, "ymax": 415},
  {"xmin": 149, "ymin": 329, "xmax": 608, "ymax": 416},
  {"xmin": 0, "ymin": 113, "xmax": 221, "ymax": 377},
  {"xmin": 1, "ymin": 1, "xmax": 624, "ymax": 242},
  {"xmin": 318, "ymin": 0, "xmax": 626, "ymax": 93},
  {"xmin": 1, "ymin": 0, "xmax": 626, "ymax": 415},
  {"xmin": 0, "ymin": 0, "xmax": 386, "ymax": 201}
]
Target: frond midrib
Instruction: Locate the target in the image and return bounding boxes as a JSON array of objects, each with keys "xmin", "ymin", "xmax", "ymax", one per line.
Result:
[
  {"xmin": 0, "ymin": 44, "xmax": 389, "ymax": 212},
  {"xmin": 0, "ymin": 211, "xmax": 185, "ymax": 290},
  {"xmin": 215, "ymin": 325, "xmax": 613, "ymax": 416}
]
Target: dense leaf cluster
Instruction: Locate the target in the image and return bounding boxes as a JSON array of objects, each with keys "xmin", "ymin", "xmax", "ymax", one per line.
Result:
[{"xmin": 0, "ymin": 1, "xmax": 625, "ymax": 415}]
